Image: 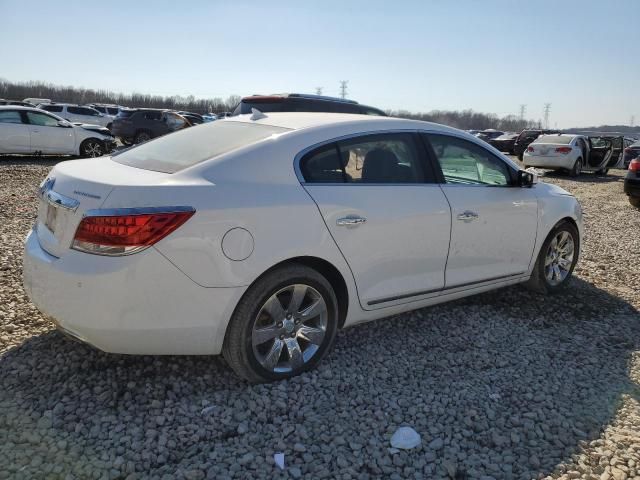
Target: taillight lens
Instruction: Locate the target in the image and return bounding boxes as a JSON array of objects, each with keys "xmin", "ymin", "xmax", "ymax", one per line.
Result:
[
  {"xmin": 72, "ymin": 208, "xmax": 195, "ymax": 256},
  {"xmin": 629, "ymin": 159, "xmax": 640, "ymax": 172},
  {"xmin": 527, "ymin": 146, "xmax": 534, "ymax": 153},
  {"xmin": 555, "ymin": 147, "xmax": 572, "ymax": 154}
]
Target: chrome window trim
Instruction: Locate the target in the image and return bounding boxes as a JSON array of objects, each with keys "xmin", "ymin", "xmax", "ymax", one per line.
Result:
[
  {"xmin": 293, "ymin": 128, "xmax": 520, "ymax": 186},
  {"xmin": 82, "ymin": 205, "xmax": 195, "ymax": 218}
]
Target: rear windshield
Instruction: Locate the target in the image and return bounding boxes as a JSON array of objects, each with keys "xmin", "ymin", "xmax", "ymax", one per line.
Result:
[
  {"xmin": 534, "ymin": 135, "xmax": 573, "ymax": 145},
  {"xmin": 112, "ymin": 121, "xmax": 291, "ymax": 173},
  {"xmin": 233, "ymin": 101, "xmax": 285, "ymax": 115}
]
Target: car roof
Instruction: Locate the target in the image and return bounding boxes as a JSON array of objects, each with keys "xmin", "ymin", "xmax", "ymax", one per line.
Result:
[{"xmin": 0, "ymin": 105, "xmax": 45, "ymax": 111}]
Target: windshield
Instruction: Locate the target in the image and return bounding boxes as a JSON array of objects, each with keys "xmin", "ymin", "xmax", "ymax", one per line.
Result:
[
  {"xmin": 534, "ymin": 135, "xmax": 574, "ymax": 145},
  {"xmin": 112, "ymin": 121, "xmax": 290, "ymax": 173}
]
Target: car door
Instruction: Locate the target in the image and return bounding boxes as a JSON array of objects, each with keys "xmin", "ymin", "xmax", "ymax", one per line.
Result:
[
  {"xmin": 423, "ymin": 133, "xmax": 538, "ymax": 288},
  {"xmin": 25, "ymin": 110, "xmax": 75, "ymax": 154},
  {"xmin": 0, "ymin": 109, "xmax": 31, "ymax": 153},
  {"xmin": 67, "ymin": 106, "xmax": 103, "ymax": 125},
  {"xmin": 300, "ymin": 132, "xmax": 451, "ymax": 309}
]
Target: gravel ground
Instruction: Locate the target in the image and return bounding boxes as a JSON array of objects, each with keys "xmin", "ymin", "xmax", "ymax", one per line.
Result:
[{"xmin": 1, "ymin": 157, "xmax": 639, "ymax": 480}]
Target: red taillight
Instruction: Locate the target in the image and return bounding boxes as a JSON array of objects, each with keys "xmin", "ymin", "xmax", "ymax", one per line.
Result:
[
  {"xmin": 527, "ymin": 146, "xmax": 534, "ymax": 153},
  {"xmin": 630, "ymin": 159, "xmax": 640, "ymax": 172},
  {"xmin": 72, "ymin": 209, "xmax": 195, "ymax": 255},
  {"xmin": 555, "ymin": 147, "xmax": 572, "ymax": 154}
]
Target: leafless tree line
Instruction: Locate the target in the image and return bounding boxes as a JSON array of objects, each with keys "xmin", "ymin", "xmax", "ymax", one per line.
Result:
[{"xmin": 388, "ymin": 109, "xmax": 538, "ymax": 132}]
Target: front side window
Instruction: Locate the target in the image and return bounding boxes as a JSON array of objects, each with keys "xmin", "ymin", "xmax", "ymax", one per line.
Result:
[
  {"xmin": 0, "ymin": 110, "xmax": 24, "ymax": 124},
  {"xmin": 26, "ymin": 111, "xmax": 60, "ymax": 127},
  {"xmin": 42, "ymin": 105, "xmax": 63, "ymax": 113},
  {"xmin": 425, "ymin": 134, "xmax": 511, "ymax": 186},
  {"xmin": 68, "ymin": 106, "xmax": 99, "ymax": 116}
]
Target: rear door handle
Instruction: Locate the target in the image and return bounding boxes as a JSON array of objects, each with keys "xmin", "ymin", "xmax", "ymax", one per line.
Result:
[
  {"xmin": 457, "ymin": 210, "xmax": 479, "ymax": 222},
  {"xmin": 337, "ymin": 215, "xmax": 367, "ymax": 227}
]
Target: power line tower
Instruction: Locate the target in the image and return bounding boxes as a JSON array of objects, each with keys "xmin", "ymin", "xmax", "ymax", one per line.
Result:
[
  {"xmin": 543, "ymin": 103, "xmax": 551, "ymax": 129},
  {"xmin": 315, "ymin": 87, "xmax": 323, "ymax": 95},
  {"xmin": 519, "ymin": 104, "xmax": 526, "ymax": 121},
  {"xmin": 339, "ymin": 80, "xmax": 349, "ymax": 99},
  {"xmin": 631, "ymin": 115, "xmax": 635, "ymax": 127}
]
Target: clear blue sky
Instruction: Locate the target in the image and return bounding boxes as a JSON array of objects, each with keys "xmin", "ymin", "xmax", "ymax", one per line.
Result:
[{"xmin": 1, "ymin": 0, "xmax": 638, "ymax": 127}]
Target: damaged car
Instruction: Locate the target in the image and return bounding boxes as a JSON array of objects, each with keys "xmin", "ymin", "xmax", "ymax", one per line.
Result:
[{"xmin": 523, "ymin": 134, "xmax": 615, "ymax": 176}]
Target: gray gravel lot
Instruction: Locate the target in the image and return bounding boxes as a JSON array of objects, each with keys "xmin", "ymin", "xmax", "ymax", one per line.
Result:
[{"xmin": 0, "ymin": 157, "xmax": 639, "ymax": 480}]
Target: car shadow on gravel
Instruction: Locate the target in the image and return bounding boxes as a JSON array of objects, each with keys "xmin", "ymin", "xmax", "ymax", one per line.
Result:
[
  {"xmin": 1, "ymin": 277, "xmax": 639, "ymax": 479},
  {"xmin": 537, "ymin": 170, "xmax": 626, "ymax": 184}
]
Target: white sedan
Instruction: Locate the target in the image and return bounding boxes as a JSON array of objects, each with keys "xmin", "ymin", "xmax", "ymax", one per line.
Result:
[
  {"xmin": 523, "ymin": 133, "xmax": 615, "ymax": 176},
  {"xmin": 0, "ymin": 106, "xmax": 116, "ymax": 157},
  {"xmin": 23, "ymin": 113, "xmax": 583, "ymax": 382}
]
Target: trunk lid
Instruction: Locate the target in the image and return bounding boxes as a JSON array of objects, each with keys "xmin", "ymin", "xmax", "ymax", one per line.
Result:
[
  {"xmin": 527, "ymin": 143, "xmax": 574, "ymax": 157},
  {"xmin": 35, "ymin": 157, "xmax": 170, "ymax": 258}
]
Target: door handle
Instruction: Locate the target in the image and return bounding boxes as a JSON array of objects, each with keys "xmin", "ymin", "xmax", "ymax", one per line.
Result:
[
  {"xmin": 336, "ymin": 215, "xmax": 367, "ymax": 227},
  {"xmin": 457, "ymin": 210, "xmax": 479, "ymax": 222}
]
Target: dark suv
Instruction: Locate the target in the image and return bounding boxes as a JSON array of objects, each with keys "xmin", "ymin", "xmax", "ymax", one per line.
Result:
[
  {"xmin": 232, "ymin": 93, "xmax": 386, "ymax": 116},
  {"xmin": 111, "ymin": 109, "xmax": 192, "ymax": 145},
  {"xmin": 513, "ymin": 129, "xmax": 560, "ymax": 160}
]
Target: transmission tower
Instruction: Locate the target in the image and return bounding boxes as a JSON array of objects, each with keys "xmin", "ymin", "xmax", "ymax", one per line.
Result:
[
  {"xmin": 543, "ymin": 103, "xmax": 551, "ymax": 129},
  {"xmin": 315, "ymin": 87, "xmax": 323, "ymax": 95},
  {"xmin": 631, "ymin": 115, "xmax": 635, "ymax": 127},
  {"xmin": 339, "ymin": 80, "xmax": 349, "ymax": 99},
  {"xmin": 519, "ymin": 104, "xmax": 526, "ymax": 121}
]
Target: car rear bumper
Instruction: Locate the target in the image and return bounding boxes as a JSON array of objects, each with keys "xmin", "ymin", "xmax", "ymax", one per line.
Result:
[
  {"xmin": 523, "ymin": 154, "xmax": 574, "ymax": 170},
  {"xmin": 624, "ymin": 176, "xmax": 640, "ymax": 197},
  {"xmin": 22, "ymin": 229, "xmax": 245, "ymax": 355}
]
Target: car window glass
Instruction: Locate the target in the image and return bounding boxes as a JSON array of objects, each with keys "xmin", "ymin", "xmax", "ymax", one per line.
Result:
[
  {"xmin": 300, "ymin": 144, "xmax": 344, "ymax": 183},
  {"xmin": 337, "ymin": 133, "xmax": 424, "ymax": 183},
  {"xmin": 0, "ymin": 110, "xmax": 23, "ymax": 124},
  {"xmin": 425, "ymin": 134, "xmax": 510, "ymax": 186},
  {"xmin": 42, "ymin": 105, "xmax": 63, "ymax": 113},
  {"xmin": 144, "ymin": 111, "xmax": 162, "ymax": 120},
  {"xmin": 164, "ymin": 113, "xmax": 187, "ymax": 131},
  {"xmin": 68, "ymin": 106, "xmax": 98, "ymax": 116},
  {"xmin": 26, "ymin": 111, "xmax": 60, "ymax": 127},
  {"xmin": 107, "ymin": 108, "xmax": 119, "ymax": 115}
]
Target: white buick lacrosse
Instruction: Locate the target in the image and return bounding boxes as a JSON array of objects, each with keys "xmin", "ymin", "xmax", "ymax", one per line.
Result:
[{"xmin": 23, "ymin": 112, "xmax": 583, "ymax": 382}]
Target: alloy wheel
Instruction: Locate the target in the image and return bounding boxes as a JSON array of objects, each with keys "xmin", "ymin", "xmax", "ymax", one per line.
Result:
[
  {"xmin": 544, "ymin": 231, "xmax": 575, "ymax": 286},
  {"xmin": 84, "ymin": 141, "xmax": 103, "ymax": 158},
  {"xmin": 252, "ymin": 284, "xmax": 328, "ymax": 373}
]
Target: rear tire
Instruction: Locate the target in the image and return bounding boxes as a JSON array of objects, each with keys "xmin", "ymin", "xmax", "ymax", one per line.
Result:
[
  {"xmin": 629, "ymin": 196, "xmax": 640, "ymax": 209},
  {"xmin": 79, "ymin": 139, "xmax": 104, "ymax": 158},
  {"xmin": 569, "ymin": 157, "xmax": 583, "ymax": 177},
  {"xmin": 223, "ymin": 264, "xmax": 339, "ymax": 383},
  {"xmin": 525, "ymin": 220, "xmax": 579, "ymax": 294}
]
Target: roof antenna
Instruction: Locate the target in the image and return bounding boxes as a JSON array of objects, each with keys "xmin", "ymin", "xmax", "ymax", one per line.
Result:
[{"xmin": 250, "ymin": 108, "xmax": 267, "ymax": 121}]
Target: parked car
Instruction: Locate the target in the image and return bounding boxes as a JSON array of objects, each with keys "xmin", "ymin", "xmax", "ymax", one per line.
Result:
[
  {"xmin": 23, "ymin": 97, "xmax": 51, "ymax": 106},
  {"xmin": 523, "ymin": 134, "xmax": 615, "ymax": 176},
  {"xmin": 0, "ymin": 99, "xmax": 35, "ymax": 107},
  {"xmin": 177, "ymin": 111, "xmax": 204, "ymax": 125},
  {"xmin": 232, "ymin": 93, "xmax": 387, "ymax": 116},
  {"xmin": 475, "ymin": 129, "xmax": 504, "ymax": 143},
  {"xmin": 37, "ymin": 103, "xmax": 111, "ymax": 128},
  {"xmin": 0, "ymin": 106, "xmax": 115, "ymax": 157},
  {"xmin": 202, "ymin": 113, "xmax": 218, "ymax": 122},
  {"xmin": 488, "ymin": 133, "xmax": 518, "ymax": 154},
  {"xmin": 110, "ymin": 109, "xmax": 193, "ymax": 145},
  {"xmin": 622, "ymin": 140, "xmax": 640, "ymax": 169},
  {"xmin": 23, "ymin": 112, "xmax": 583, "ymax": 382},
  {"xmin": 85, "ymin": 104, "xmax": 122, "ymax": 128},
  {"xmin": 513, "ymin": 129, "xmax": 561, "ymax": 160},
  {"xmin": 624, "ymin": 158, "xmax": 640, "ymax": 208}
]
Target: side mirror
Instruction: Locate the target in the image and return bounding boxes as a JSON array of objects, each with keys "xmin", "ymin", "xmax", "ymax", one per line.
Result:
[
  {"xmin": 517, "ymin": 169, "xmax": 538, "ymax": 187},
  {"xmin": 57, "ymin": 120, "xmax": 72, "ymax": 128}
]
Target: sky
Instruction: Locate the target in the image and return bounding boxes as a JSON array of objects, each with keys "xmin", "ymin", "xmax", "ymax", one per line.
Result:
[{"xmin": 1, "ymin": 0, "xmax": 638, "ymax": 128}]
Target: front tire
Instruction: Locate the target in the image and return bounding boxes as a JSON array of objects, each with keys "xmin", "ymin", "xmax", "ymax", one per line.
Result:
[
  {"xmin": 79, "ymin": 139, "xmax": 104, "ymax": 158},
  {"xmin": 134, "ymin": 130, "xmax": 152, "ymax": 144},
  {"xmin": 569, "ymin": 157, "xmax": 583, "ymax": 177},
  {"xmin": 223, "ymin": 265, "xmax": 339, "ymax": 383},
  {"xmin": 629, "ymin": 196, "xmax": 640, "ymax": 209},
  {"xmin": 525, "ymin": 221, "xmax": 579, "ymax": 294}
]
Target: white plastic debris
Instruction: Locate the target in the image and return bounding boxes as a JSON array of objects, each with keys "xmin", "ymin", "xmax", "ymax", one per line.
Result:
[
  {"xmin": 274, "ymin": 452, "xmax": 285, "ymax": 470},
  {"xmin": 200, "ymin": 406, "xmax": 216, "ymax": 415},
  {"xmin": 390, "ymin": 426, "xmax": 421, "ymax": 450}
]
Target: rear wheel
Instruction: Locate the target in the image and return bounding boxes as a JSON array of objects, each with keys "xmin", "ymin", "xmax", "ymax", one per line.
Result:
[
  {"xmin": 629, "ymin": 196, "xmax": 640, "ymax": 209},
  {"xmin": 134, "ymin": 130, "xmax": 152, "ymax": 144},
  {"xmin": 223, "ymin": 265, "xmax": 339, "ymax": 383},
  {"xmin": 79, "ymin": 139, "xmax": 104, "ymax": 158},
  {"xmin": 569, "ymin": 157, "xmax": 583, "ymax": 177},
  {"xmin": 525, "ymin": 221, "xmax": 579, "ymax": 294}
]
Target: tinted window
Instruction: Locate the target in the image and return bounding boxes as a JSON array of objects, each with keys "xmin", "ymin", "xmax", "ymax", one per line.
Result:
[
  {"xmin": 113, "ymin": 121, "xmax": 290, "ymax": 173},
  {"xmin": 338, "ymin": 133, "xmax": 425, "ymax": 183},
  {"xmin": 26, "ymin": 111, "xmax": 60, "ymax": 127},
  {"xmin": 107, "ymin": 107, "xmax": 119, "ymax": 115},
  {"xmin": 93, "ymin": 106, "xmax": 106, "ymax": 113},
  {"xmin": 68, "ymin": 106, "xmax": 99, "ymax": 116},
  {"xmin": 117, "ymin": 110, "xmax": 136, "ymax": 118},
  {"xmin": 300, "ymin": 144, "xmax": 344, "ymax": 183},
  {"xmin": 143, "ymin": 111, "xmax": 162, "ymax": 121},
  {"xmin": 41, "ymin": 105, "xmax": 63, "ymax": 113},
  {"xmin": 425, "ymin": 134, "xmax": 511, "ymax": 186},
  {"xmin": 0, "ymin": 110, "xmax": 23, "ymax": 124},
  {"xmin": 235, "ymin": 101, "xmax": 284, "ymax": 115}
]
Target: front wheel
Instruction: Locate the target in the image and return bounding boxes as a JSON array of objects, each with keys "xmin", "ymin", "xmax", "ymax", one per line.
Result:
[
  {"xmin": 223, "ymin": 265, "xmax": 339, "ymax": 383},
  {"xmin": 134, "ymin": 131, "xmax": 152, "ymax": 144},
  {"xmin": 629, "ymin": 196, "xmax": 640, "ymax": 209},
  {"xmin": 569, "ymin": 157, "xmax": 583, "ymax": 177},
  {"xmin": 80, "ymin": 139, "xmax": 104, "ymax": 158},
  {"xmin": 525, "ymin": 221, "xmax": 579, "ymax": 294}
]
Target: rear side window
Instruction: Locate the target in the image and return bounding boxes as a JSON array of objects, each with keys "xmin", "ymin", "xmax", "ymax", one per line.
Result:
[
  {"xmin": 0, "ymin": 110, "xmax": 24, "ymax": 124},
  {"xmin": 107, "ymin": 107, "xmax": 119, "ymax": 115},
  {"xmin": 113, "ymin": 121, "xmax": 290, "ymax": 173},
  {"xmin": 93, "ymin": 106, "xmax": 106, "ymax": 113},
  {"xmin": 41, "ymin": 105, "xmax": 63, "ymax": 113},
  {"xmin": 300, "ymin": 144, "xmax": 344, "ymax": 183},
  {"xmin": 68, "ymin": 106, "xmax": 99, "ymax": 116},
  {"xmin": 143, "ymin": 111, "xmax": 162, "ymax": 120}
]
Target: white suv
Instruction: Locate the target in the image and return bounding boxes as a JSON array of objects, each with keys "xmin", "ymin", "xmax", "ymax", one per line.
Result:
[
  {"xmin": 37, "ymin": 103, "xmax": 111, "ymax": 128},
  {"xmin": 86, "ymin": 104, "xmax": 122, "ymax": 128}
]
